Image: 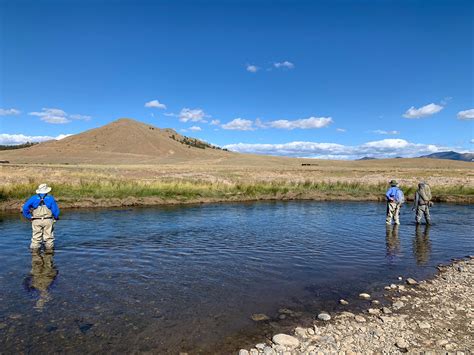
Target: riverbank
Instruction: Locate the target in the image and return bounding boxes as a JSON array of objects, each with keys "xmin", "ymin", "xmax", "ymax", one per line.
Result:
[
  {"xmin": 238, "ymin": 257, "xmax": 474, "ymax": 354},
  {"xmin": 1, "ymin": 180, "xmax": 472, "ymax": 211}
]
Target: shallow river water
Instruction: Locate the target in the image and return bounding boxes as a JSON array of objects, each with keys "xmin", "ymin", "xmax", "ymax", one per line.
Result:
[{"xmin": 0, "ymin": 201, "xmax": 472, "ymax": 354}]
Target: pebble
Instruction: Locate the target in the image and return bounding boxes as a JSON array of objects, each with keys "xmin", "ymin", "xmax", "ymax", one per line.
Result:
[
  {"xmin": 239, "ymin": 350, "xmax": 249, "ymax": 355},
  {"xmin": 382, "ymin": 307, "xmax": 392, "ymax": 314},
  {"xmin": 359, "ymin": 293, "xmax": 371, "ymax": 300},
  {"xmin": 251, "ymin": 314, "xmax": 270, "ymax": 322},
  {"xmin": 396, "ymin": 338, "xmax": 408, "ymax": 349},
  {"xmin": 278, "ymin": 314, "xmax": 286, "ymax": 320},
  {"xmin": 249, "ymin": 349, "xmax": 258, "ymax": 355},
  {"xmin": 418, "ymin": 321, "xmax": 431, "ymax": 329},
  {"xmin": 263, "ymin": 346, "xmax": 276, "ymax": 355},
  {"xmin": 406, "ymin": 278, "xmax": 418, "ymax": 285},
  {"xmin": 272, "ymin": 334, "xmax": 300, "ymax": 349},
  {"xmin": 398, "ymin": 276, "xmax": 403, "ymax": 281},
  {"xmin": 354, "ymin": 315, "xmax": 366, "ymax": 323},
  {"xmin": 368, "ymin": 308, "xmax": 380, "ymax": 315},
  {"xmin": 255, "ymin": 343, "xmax": 265, "ymax": 350},
  {"xmin": 392, "ymin": 301, "xmax": 405, "ymax": 310},
  {"xmin": 295, "ymin": 327, "xmax": 307, "ymax": 338},
  {"xmin": 371, "ymin": 300, "xmax": 380, "ymax": 305},
  {"xmin": 436, "ymin": 339, "xmax": 448, "ymax": 346},
  {"xmin": 390, "ymin": 284, "xmax": 397, "ymax": 289},
  {"xmin": 339, "ymin": 299, "xmax": 349, "ymax": 305},
  {"xmin": 307, "ymin": 328, "xmax": 315, "ymax": 335},
  {"xmin": 317, "ymin": 313, "xmax": 331, "ymax": 321}
]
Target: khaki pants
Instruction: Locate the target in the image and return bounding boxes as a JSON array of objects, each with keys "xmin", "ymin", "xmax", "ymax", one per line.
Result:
[
  {"xmin": 416, "ymin": 205, "xmax": 431, "ymax": 224},
  {"xmin": 31, "ymin": 219, "xmax": 55, "ymax": 250},
  {"xmin": 386, "ymin": 201, "xmax": 401, "ymax": 225}
]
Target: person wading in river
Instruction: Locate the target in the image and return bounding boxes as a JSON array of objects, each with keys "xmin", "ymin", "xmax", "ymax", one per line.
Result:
[
  {"xmin": 412, "ymin": 182, "xmax": 433, "ymax": 225},
  {"xmin": 22, "ymin": 184, "xmax": 60, "ymax": 250},
  {"xmin": 385, "ymin": 180, "xmax": 404, "ymax": 225}
]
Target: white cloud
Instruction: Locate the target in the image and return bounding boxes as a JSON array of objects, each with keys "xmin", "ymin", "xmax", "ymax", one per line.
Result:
[
  {"xmin": 189, "ymin": 126, "xmax": 202, "ymax": 132},
  {"xmin": 403, "ymin": 103, "xmax": 443, "ymax": 119},
  {"xmin": 457, "ymin": 109, "xmax": 474, "ymax": 120},
  {"xmin": 179, "ymin": 108, "xmax": 207, "ymax": 122},
  {"xmin": 221, "ymin": 118, "xmax": 255, "ymax": 131},
  {"xmin": 210, "ymin": 119, "xmax": 221, "ymax": 125},
  {"xmin": 0, "ymin": 108, "xmax": 21, "ymax": 116},
  {"xmin": 246, "ymin": 65, "xmax": 259, "ymax": 73},
  {"xmin": 267, "ymin": 116, "xmax": 333, "ymax": 130},
  {"xmin": 336, "ymin": 128, "xmax": 346, "ymax": 132},
  {"xmin": 145, "ymin": 99, "xmax": 166, "ymax": 109},
  {"xmin": 0, "ymin": 133, "xmax": 72, "ymax": 145},
  {"xmin": 371, "ymin": 129, "xmax": 400, "ymax": 135},
  {"xmin": 29, "ymin": 108, "xmax": 91, "ymax": 124},
  {"xmin": 274, "ymin": 61, "xmax": 295, "ymax": 69},
  {"xmin": 224, "ymin": 138, "xmax": 455, "ymax": 160}
]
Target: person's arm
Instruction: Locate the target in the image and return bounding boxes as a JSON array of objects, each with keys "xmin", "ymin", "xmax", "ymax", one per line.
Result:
[
  {"xmin": 48, "ymin": 196, "xmax": 60, "ymax": 219},
  {"xmin": 22, "ymin": 196, "xmax": 35, "ymax": 219},
  {"xmin": 385, "ymin": 188, "xmax": 391, "ymax": 201},
  {"xmin": 413, "ymin": 192, "xmax": 418, "ymax": 210}
]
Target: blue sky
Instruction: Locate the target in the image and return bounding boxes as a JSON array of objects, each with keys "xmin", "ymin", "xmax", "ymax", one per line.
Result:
[{"xmin": 0, "ymin": 0, "xmax": 473, "ymax": 159}]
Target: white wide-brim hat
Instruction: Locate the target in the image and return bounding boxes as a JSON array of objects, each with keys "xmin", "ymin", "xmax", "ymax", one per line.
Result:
[{"xmin": 36, "ymin": 183, "xmax": 52, "ymax": 194}]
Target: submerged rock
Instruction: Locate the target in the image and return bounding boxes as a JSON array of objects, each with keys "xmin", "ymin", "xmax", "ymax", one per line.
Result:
[
  {"xmin": 317, "ymin": 313, "xmax": 331, "ymax": 321},
  {"xmin": 251, "ymin": 314, "xmax": 270, "ymax": 322},
  {"xmin": 406, "ymin": 278, "xmax": 418, "ymax": 285},
  {"xmin": 339, "ymin": 299, "xmax": 349, "ymax": 305}
]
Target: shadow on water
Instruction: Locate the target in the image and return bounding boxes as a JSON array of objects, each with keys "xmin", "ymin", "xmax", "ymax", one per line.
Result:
[{"xmin": 0, "ymin": 201, "xmax": 472, "ymax": 354}]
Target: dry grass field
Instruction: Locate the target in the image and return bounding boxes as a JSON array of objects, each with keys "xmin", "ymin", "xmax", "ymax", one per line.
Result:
[{"xmin": 1, "ymin": 156, "xmax": 472, "ymax": 210}]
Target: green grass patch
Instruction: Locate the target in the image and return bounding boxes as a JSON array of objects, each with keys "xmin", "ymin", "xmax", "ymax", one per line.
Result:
[{"xmin": 1, "ymin": 179, "xmax": 472, "ymax": 202}]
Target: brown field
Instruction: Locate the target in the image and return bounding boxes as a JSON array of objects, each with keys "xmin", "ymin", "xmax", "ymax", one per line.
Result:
[{"xmin": 0, "ymin": 118, "xmax": 472, "ymax": 210}]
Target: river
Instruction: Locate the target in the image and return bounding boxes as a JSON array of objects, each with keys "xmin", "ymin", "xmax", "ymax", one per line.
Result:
[{"xmin": 0, "ymin": 201, "xmax": 472, "ymax": 353}]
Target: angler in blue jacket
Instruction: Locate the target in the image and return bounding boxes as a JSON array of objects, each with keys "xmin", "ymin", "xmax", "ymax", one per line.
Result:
[
  {"xmin": 385, "ymin": 179, "xmax": 404, "ymax": 225},
  {"xmin": 22, "ymin": 184, "xmax": 60, "ymax": 250}
]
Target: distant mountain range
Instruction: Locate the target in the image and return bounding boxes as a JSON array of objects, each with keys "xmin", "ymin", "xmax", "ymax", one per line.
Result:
[
  {"xmin": 358, "ymin": 151, "xmax": 473, "ymax": 162},
  {"xmin": 419, "ymin": 151, "xmax": 474, "ymax": 162}
]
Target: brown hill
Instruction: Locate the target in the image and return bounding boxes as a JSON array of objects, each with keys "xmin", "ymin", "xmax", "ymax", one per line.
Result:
[{"xmin": 0, "ymin": 118, "xmax": 231, "ymax": 164}]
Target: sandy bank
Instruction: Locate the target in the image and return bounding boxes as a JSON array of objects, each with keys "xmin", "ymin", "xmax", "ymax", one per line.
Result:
[{"xmin": 238, "ymin": 257, "xmax": 474, "ymax": 354}]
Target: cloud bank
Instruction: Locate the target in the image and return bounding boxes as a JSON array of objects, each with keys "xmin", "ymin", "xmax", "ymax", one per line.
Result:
[
  {"xmin": 224, "ymin": 138, "xmax": 455, "ymax": 160},
  {"xmin": 0, "ymin": 108, "xmax": 21, "ymax": 116},
  {"xmin": 29, "ymin": 108, "xmax": 91, "ymax": 124},
  {"xmin": 403, "ymin": 103, "xmax": 443, "ymax": 119},
  {"xmin": 144, "ymin": 99, "xmax": 166, "ymax": 109},
  {"xmin": 457, "ymin": 109, "xmax": 474, "ymax": 120},
  {"xmin": 246, "ymin": 65, "xmax": 259, "ymax": 73},
  {"xmin": 0, "ymin": 133, "xmax": 72, "ymax": 145}
]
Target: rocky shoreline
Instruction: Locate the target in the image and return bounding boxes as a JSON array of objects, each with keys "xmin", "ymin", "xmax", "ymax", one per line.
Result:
[{"xmin": 238, "ymin": 257, "xmax": 474, "ymax": 354}]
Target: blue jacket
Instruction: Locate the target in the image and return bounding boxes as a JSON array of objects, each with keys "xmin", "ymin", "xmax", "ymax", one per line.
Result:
[
  {"xmin": 386, "ymin": 186, "xmax": 403, "ymax": 202},
  {"xmin": 22, "ymin": 194, "xmax": 60, "ymax": 219}
]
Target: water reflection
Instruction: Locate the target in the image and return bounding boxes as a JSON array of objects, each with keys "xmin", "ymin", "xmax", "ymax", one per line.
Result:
[
  {"xmin": 23, "ymin": 250, "xmax": 58, "ymax": 311},
  {"xmin": 385, "ymin": 224, "xmax": 400, "ymax": 259},
  {"xmin": 412, "ymin": 224, "xmax": 431, "ymax": 265}
]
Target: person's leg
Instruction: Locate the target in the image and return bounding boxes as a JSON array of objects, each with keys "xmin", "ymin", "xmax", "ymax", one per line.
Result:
[
  {"xmin": 386, "ymin": 202, "xmax": 394, "ymax": 224},
  {"xmin": 424, "ymin": 206, "xmax": 431, "ymax": 225},
  {"xmin": 394, "ymin": 204, "xmax": 401, "ymax": 225},
  {"xmin": 43, "ymin": 219, "xmax": 55, "ymax": 250},
  {"xmin": 416, "ymin": 206, "xmax": 423, "ymax": 224},
  {"xmin": 30, "ymin": 220, "xmax": 44, "ymax": 250}
]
